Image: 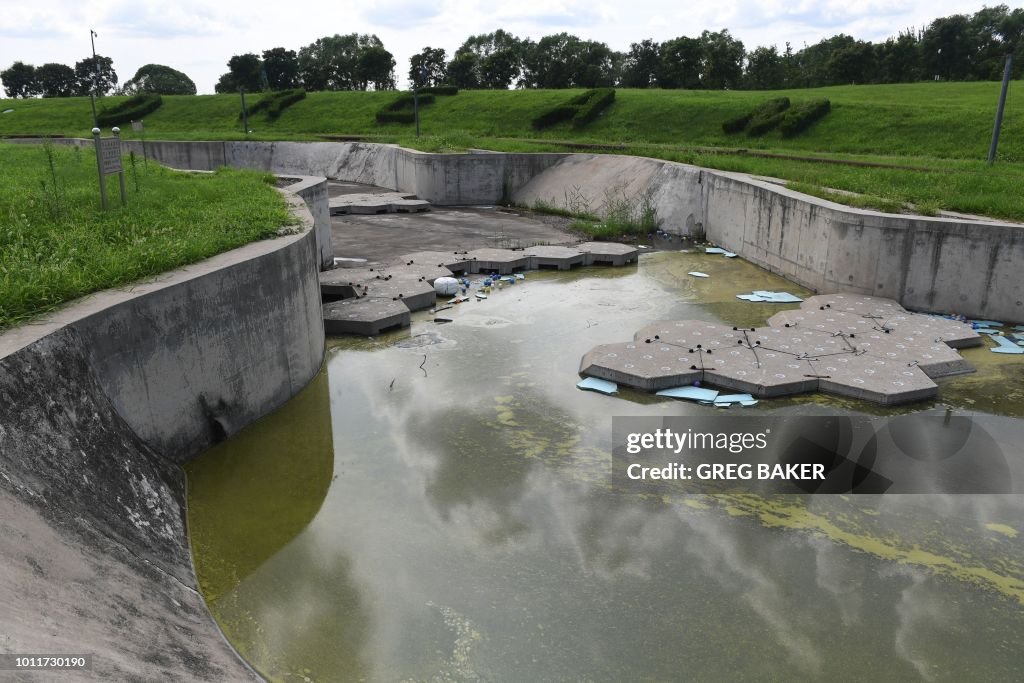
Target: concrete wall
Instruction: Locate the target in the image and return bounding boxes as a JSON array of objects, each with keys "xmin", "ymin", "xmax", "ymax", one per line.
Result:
[
  {"xmin": 18, "ymin": 137, "xmax": 1023, "ymax": 320},
  {"xmin": 0, "ymin": 189, "xmax": 324, "ymax": 680},
  {"xmin": 512, "ymin": 153, "xmax": 1024, "ymax": 323}
]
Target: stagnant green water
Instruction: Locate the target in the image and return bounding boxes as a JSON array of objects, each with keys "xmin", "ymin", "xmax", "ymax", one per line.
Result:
[{"xmin": 187, "ymin": 253, "xmax": 1024, "ymax": 682}]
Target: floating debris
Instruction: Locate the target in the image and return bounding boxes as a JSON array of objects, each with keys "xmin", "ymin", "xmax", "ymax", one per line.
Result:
[
  {"xmin": 688, "ymin": 272, "xmax": 710, "ymax": 278},
  {"xmin": 656, "ymin": 386, "xmax": 719, "ymax": 402},
  {"xmin": 711, "ymin": 393, "xmax": 759, "ymax": 407},
  {"xmin": 705, "ymin": 247, "xmax": 738, "ymax": 258},
  {"xmin": 990, "ymin": 336, "xmax": 1024, "ymax": 354},
  {"xmin": 736, "ymin": 291, "xmax": 804, "ymax": 303},
  {"xmin": 576, "ymin": 377, "xmax": 619, "ymax": 395},
  {"xmin": 475, "ymin": 292, "xmax": 488, "ymax": 300},
  {"xmin": 969, "ymin": 320, "xmax": 1004, "ymax": 328}
]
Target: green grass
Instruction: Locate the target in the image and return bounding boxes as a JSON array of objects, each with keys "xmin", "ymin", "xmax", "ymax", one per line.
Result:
[
  {"xmin": 0, "ymin": 142, "xmax": 294, "ymax": 330},
  {"xmin": 2, "ymin": 82, "xmax": 1022, "ymax": 220}
]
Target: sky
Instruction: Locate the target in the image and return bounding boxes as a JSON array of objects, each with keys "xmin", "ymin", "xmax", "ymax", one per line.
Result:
[{"xmin": 2, "ymin": 0, "xmax": 1022, "ymax": 93}]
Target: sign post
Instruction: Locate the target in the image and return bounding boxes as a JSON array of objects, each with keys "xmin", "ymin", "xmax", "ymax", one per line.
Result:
[{"xmin": 92, "ymin": 126, "xmax": 127, "ymax": 209}]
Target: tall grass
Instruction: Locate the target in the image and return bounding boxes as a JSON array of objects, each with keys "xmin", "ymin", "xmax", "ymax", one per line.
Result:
[{"xmin": 0, "ymin": 143, "xmax": 294, "ymax": 330}]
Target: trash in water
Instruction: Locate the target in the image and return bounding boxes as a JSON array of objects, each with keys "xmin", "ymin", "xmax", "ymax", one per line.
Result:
[
  {"xmin": 431, "ymin": 304, "xmax": 453, "ymax": 313},
  {"xmin": 514, "ymin": 273, "xmax": 526, "ymax": 280},
  {"xmin": 711, "ymin": 393, "xmax": 759, "ymax": 407},
  {"xmin": 705, "ymin": 247, "xmax": 738, "ymax": 258},
  {"xmin": 333, "ymin": 256, "xmax": 368, "ymax": 265},
  {"xmin": 448, "ymin": 295, "xmax": 470, "ymax": 304},
  {"xmin": 656, "ymin": 386, "xmax": 719, "ymax": 402},
  {"xmin": 688, "ymin": 272, "xmax": 710, "ymax": 278},
  {"xmin": 969, "ymin": 320, "xmax": 1004, "ymax": 328},
  {"xmin": 990, "ymin": 336, "xmax": 1024, "ymax": 354},
  {"xmin": 979, "ymin": 329, "xmax": 1004, "ymax": 336},
  {"xmin": 434, "ymin": 317, "xmax": 453, "ymax": 324},
  {"xmin": 736, "ymin": 291, "xmax": 803, "ymax": 303},
  {"xmin": 434, "ymin": 276, "xmax": 460, "ymax": 296},
  {"xmin": 475, "ymin": 292, "xmax": 488, "ymax": 300},
  {"xmin": 577, "ymin": 377, "xmax": 619, "ymax": 395}
]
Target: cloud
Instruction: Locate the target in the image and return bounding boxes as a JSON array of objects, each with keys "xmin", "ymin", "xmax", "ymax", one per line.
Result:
[{"xmin": 361, "ymin": 0, "xmax": 444, "ymax": 28}]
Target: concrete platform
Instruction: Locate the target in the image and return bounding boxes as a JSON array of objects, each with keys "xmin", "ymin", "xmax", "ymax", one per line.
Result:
[
  {"xmin": 328, "ymin": 192, "xmax": 430, "ymax": 215},
  {"xmin": 527, "ymin": 245, "xmax": 586, "ymax": 270},
  {"xmin": 322, "ymin": 241, "xmax": 640, "ymax": 336},
  {"xmin": 575, "ymin": 241, "xmax": 641, "ymax": 266},
  {"xmin": 580, "ymin": 294, "xmax": 983, "ymax": 405},
  {"xmin": 323, "ymin": 297, "xmax": 411, "ymax": 335}
]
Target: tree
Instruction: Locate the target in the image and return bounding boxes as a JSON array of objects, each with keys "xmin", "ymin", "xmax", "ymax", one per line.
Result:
[
  {"xmin": 2, "ymin": 61, "xmax": 39, "ymax": 98},
  {"xmin": 521, "ymin": 33, "xmax": 616, "ymax": 88},
  {"xmin": 921, "ymin": 15, "xmax": 975, "ymax": 80},
  {"xmin": 74, "ymin": 55, "xmax": 117, "ymax": 95},
  {"xmin": 262, "ymin": 48, "xmax": 300, "ymax": 90},
  {"xmin": 621, "ymin": 39, "xmax": 661, "ymax": 88},
  {"xmin": 445, "ymin": 51, "xmax": 479, "ymax": 89},
  {"xmin": 826, "ymin": 41, "xmax": 875, "ymax": 84},
  {"xmin": 123, "ymin": 64, "xmax": 196, "ymax": 95},
  {"xmin": 451, "ymin": 30, "xmax": 524, "ymax": 89},
  {"xmin": 409, "ymin": 47, "xmax": 447, "ymax": 87},
  {"xmin": 876, "ymin": 31, "xmax": 922, "ymax": 83},
  {"xmin": 35, "ymin": 63, "xmax": 76, "ymax": 97},
  {"xmin": 297, "ymin": 34, "xmax": 390, "ymax": 91},
  {"xmin": 657, "ymin": 36, "xmax": 702, "ymax": 89},
  {"xmin": 699, "ymin": 30, "xmax": 745, "ymax": 89},
  {"xmin": 744, "ymin": 46, "xmax": 784, "ymax": 89},
  {"xmin": 356, "ymin": 46, "xmax": 396, "ymax": 90}
]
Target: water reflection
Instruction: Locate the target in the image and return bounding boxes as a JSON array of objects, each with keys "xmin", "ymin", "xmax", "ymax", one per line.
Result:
[{"xmin": 188, "ymin": 254, "xmax": 1024, "ymax": 682}]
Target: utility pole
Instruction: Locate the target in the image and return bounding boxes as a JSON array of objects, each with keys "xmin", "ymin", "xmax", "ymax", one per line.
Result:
[
  {"xmin": 413, "ymin": 65, "xmax": 427, "ymax": 139},
  {"xmin": 89, "ymin": 29, "xmax": 99, "ymax": 128},
  {"xmin": 988, "ymin": 54, "xmax": 1013, "ymax": 165}
]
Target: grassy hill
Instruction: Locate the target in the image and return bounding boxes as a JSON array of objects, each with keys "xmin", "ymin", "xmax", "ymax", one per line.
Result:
[{"xmin": 3, "ymin": 83, "xmax": 1023, "ymax": 219}]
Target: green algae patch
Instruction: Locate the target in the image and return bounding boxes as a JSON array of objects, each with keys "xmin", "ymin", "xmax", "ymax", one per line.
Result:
[{"xmin": 985, "ymin": 523, "xmax": 1019, "ymax": 539}]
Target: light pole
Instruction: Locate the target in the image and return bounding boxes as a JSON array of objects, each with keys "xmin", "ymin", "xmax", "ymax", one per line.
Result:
[{"xmin": 89, "ymin": 29, "xmax": 99, "ymax": 127}]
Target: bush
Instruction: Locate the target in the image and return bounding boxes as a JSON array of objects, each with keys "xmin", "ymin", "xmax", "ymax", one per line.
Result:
[
  {"xmin": 532, "ymin": 88, "xmax": 616, "ymax": 130},
  {"xmin": 532, "ymin": 105, "xmax": 579, "ymax": 129},
  {"xmin": 241, "ymin": 89, "xmax": 306, "ymax": 120},
  {"xmin": 572, "ymin": 88, "xmax": 615, "ymax": 129},
  {"xmin": 721, "ymin": 97, "xmax": 789, "ymax": 135},
  {"xmin": 96, "ymin": 93, "xmax": 163, "ymax": 127},
  {"xmin": 375, "ymin": 88, "xmax": 454, "ymax": 125},
  {"xmin": 722, "ymin": 114, "xmax": 752, "ymax": 134},
  {"xmin": 779, "ymin": 99, "xmax": 831, "ymax": 137},
  {"xmin": 747, "ymin": 112, "xmax": 787, "ymax": 137}
]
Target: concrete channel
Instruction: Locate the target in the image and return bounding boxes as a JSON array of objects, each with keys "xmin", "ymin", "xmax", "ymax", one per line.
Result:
[{"xmin": 0, "ymin": 139, "xmax": 1021, "ymax": 679}]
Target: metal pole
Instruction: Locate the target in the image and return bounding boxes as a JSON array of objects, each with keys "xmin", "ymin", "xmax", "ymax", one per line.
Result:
[
  {"xmin": 988, "ymin": 54, "xmax": 1013, "ymax": 165},
  {"xmin": 89, "ymin": 30, "xmax": 99, "ymax": 127},
  {"xmin": 240, "ymin": 88, "xmax": 249, "ymax": 137},
  {"xmin": 92, "ymin": 127, "xmax": 108, "ymax": 210}
]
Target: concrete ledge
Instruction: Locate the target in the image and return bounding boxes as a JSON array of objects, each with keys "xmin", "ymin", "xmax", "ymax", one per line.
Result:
[{"xmin": 0, "ymin": 188, "xmax": 325, "ymax": 680}]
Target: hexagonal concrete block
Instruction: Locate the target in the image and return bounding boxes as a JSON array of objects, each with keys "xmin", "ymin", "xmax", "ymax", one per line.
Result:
[{"xmin": 580, "ymin": 294, "xmax": 980, "ymax": 405}]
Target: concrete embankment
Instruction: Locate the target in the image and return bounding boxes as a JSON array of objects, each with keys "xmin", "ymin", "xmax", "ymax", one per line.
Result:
[
  {"xmin": 0, "ymin": 189, "xmax": 324, "ymax": 680},
  {"xmin": 70, "ymin": 138, "xmax": 1019, "ymax": 323}
]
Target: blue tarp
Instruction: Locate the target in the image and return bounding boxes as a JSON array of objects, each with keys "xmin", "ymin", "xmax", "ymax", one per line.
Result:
[{"xmin": 577, "ymin": 377, "xmax": 619, "ymax": 394}]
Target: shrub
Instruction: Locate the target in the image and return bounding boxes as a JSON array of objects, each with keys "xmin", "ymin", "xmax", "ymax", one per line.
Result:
[
  {"xmin": 532, "ymin": 105, "xmax": 579, "ymax": 129},
  {"xmin": 96, "ymin": 93, "xmax": 163, "ymax": 127},
  {"xmin": 747, "ymin": 112, "xmax": 786, "ymax": 137},
  {"xmin": 721, "ymin": 97, "xmax": 789, "ymax": 135},
  {"xmin": 375, "ymin": 111, "xmax": 416, "ymax": 124},
  {"xmin": 722, "ymin": 113, "xmax": 752, "ymax": 134},
  {"xmin": 241, "ymin": 89, "xmax": 306, "ymax": 120},
  {"xmin": 779, "ymin": 99, "xmax": 831, "ymax": 137},
  {"xmin": 572, "ymin": 88, "xmax": 615, "ymax": 129},
  {"xmin": 532, "ymin": 88, "xmax": 616, "ymax": 130},
  {"xmin": 375, "ymin": 88, "xmax": 454, "ymax": 125}
]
